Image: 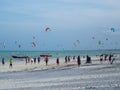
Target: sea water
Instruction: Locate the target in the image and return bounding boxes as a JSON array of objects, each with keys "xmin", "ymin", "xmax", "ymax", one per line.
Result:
[{"xmin": 0, "ymin": 49, "xmax": 120, "ymax": 62}]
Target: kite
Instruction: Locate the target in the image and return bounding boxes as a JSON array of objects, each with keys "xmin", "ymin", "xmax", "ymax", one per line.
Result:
[
  {"xmin": 73, "ymin": 43, "xmax": 77, "ymax": 47},
  {"xmin": 3, "ymin": 42, "xmax": 6, "ymax": 48},
  {"xmin": 110, "ymin": 28, "xmax": 115, "ymax": 32},
  {"xmin": 18, "ymin": 45, "xmax": 21, "ymax": 48},
  {"xmin": 106, "ymin": 38, "xmax": 108, "ymax": 41},
  {"xmin": 33, "ymin": 36, "xmax": 36, "ymax": 39},
  {"xmin": 76, "ymin": 40, "xmax": 80, "ymax": 44},
  {"xmin": 98, "ymin": 40, "xmax": 102, "ymax": 45},
  {"xmin": 32, "ymin": 42, "xmax": 36, "ymax": 47},
  {"xmin": 15, "ymin": 41, "xmax": 17, "ymax": 44},
  {"xmin": 92, "ymin": 37, "xmax": 95, "ymax": 39},
  {"xmin": 14, "ymin": 41, "xmax": 21, "ymax": 48},
  {"xmin": 73, "ymin": 40, "xmax": 80, "ymax": 47},
  {"xmin": 45, "ymin": 27, "xmax": 50, "ymax": 32}
]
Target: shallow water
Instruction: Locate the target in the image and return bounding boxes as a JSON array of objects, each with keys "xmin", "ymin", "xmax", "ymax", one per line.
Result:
[{"xmin": 0, "ymin": 49, "xmax": 120, "ymax": 62}]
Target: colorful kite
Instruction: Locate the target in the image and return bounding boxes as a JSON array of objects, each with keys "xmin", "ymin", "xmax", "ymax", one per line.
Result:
[
  {"xmin": 110, "ymin": 27, "xmax": 115, "ymax": 32},
  {"xmin": 92, "ymin": 37, "xmax": 95, "ymax": 39},
  {"xmin": 73, "ymin": 40, "xmax": 80, "ymax": 47},
  {"xmin": 32, "ymin": 42, "xmax": 36, "ymax": 47},
  {"xmin": 18, "ymin": 45, "xmax": 21, "ymax": 48},
  {"xmin": 98, "ymin": 40, "xmax": 102, "ymax": 45},
  {"xmin": 76, "ymin": 40, "xmax": 80, "ymax": 44},
  {"xmin": 15, "ymin": 41, "xmax": 17, "ymax": 44},
  {"xmin": 106, "ymin": 38, "xmax": 108, "ymax": 41},
  {"xmin": 33, "ymin": 36, "xmax": 36, "ymax": 39},
  {"xmin": 45, "ymin": 27, "xmax": 50, "ymax": 32},
  {"xmin": 73, "ymin": 43, "xmax": 77, "ymax": 47}
]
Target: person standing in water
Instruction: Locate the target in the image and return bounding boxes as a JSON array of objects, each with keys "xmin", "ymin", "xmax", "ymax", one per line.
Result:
[{"xmin": 9, "ymin": 58, "xmax": 13, "ymax": 68}]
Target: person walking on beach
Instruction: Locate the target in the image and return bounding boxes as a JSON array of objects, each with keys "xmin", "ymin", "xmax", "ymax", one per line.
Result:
[
  {"xmin": 111, "ymin": 56, "xmax": 115, "ymax": 64},
  {"xmin": 56, "ymin": 57, "xmax": 59, "ymax": 65},
  {"xmin": 86, "ymin": 55, "xmax": 91, "ymax": 64},
  {"xmin": 109, "ymin": 54, "xmax": 113, "ymax": 64},
  {"xmin": 25, "ymin": 58, "xmax": 28, "ymax": 65},
  {"xmin": 73, "ymin": 56, "xmax": 75, "ymax": 61},
  {"xmin": 9, "ymin": 58, "xmax": 12, "ymax": 68},
  {"xmin": 28, "ymin": 57, "xmax": 30, "ymax": 63},
  {"xmin": 31, "ymin": 59, "xmax": 33, "ymax": 64},
  {"xmin": 77, "ymin": 56, "xmax": 81, "ymax": 66},
  {"xmin": 34, "ymin": 57, "xmax": 36, "ymax": 64},
  {"xmin": 100, "ymin": 54, "xmax": 103, "ymax": 63},
  {"xmin": 38, "ymin": 56, "xmax": 40, "ymax": 64},
  {"xmin": 68, "ymin": 56, "xmax": 70, "ymax": 62},
  {"xmin": 45, "ymin": 57, "xmax": 48, "ymax": 66},
  {"xmin": 104, "ymin": 54, "xmax": 108, "ymax": 61},
  {"xmin": 65, "ymin": 56, "xmax": 67, "ymax": 63},
  {"xmin": 2, "ymin": 57, "xmax": 5, "ymax": 65}
]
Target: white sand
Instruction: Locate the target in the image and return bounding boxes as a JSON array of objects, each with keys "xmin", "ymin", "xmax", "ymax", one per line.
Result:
[
  {"xmin": 0, "ymin": 56, "xmax": 99, "ymax": 72},
  {"xmin": 0, "ymin": 56, "xmax": 120, "ymax": 90},
  {"xmin": 0, "ymin": 55, "xmax": 119, "ymax": 73}
]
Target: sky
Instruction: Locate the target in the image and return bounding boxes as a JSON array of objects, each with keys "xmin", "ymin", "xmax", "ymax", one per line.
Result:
[{"xmin": 0, "ymin": 0, "xmax": 120, "ymax": 51}]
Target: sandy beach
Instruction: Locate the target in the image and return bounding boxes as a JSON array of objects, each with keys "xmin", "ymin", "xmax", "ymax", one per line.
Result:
[
  {"xmin": 0, "ymin": 57, "xmax": 83, "ymax": 72},
  {"xmin": 0, "ymin": 55, "xmax": 120, "ymax": 90},
  {"xmin": 0, "ymin": 56, "xmax": 105, "ymax": 72},
  {"xmin": 1, "ymin": 0, "xmax": 120, "ymax": 89}
]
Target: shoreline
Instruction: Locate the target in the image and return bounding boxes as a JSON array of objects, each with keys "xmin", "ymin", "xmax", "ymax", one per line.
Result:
[{"xmin": 0, "ymin": 55, "xmax": 119, "ymax": 73}]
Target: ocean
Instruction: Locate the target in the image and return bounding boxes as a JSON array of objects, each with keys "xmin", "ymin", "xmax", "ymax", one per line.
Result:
[{"xmin": 0, "ymin": 49, "xmax": 120, "ymax": 62}]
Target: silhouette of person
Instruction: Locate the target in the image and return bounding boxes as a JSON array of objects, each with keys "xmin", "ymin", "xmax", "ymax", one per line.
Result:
[
  {"xmin": 56, "ymin": 57, "xmax": 59, "ymax": 65},
  {"xmin": 9, "ymin": 58, "xmax": 13, "ymax": 68},
  {"xmin": 45, "ymin": 57, "xmax": 48, "ymax": 66},
  {"xmin": 65, "ymin": 56, "xmax": 67, "ymax": 63},
  {"xmin": 38, "ymin": 56, "xmax": 40, "ymax": 64},
  {"xmin": 77, "ymin": 56, "xmax": 81, "ymax": 66},
  {"xmin": 2, "ymin": 57, "xmax": 5, "ymax": 65}
]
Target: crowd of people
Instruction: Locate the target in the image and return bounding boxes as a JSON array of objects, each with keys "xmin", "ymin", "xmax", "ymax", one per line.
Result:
[
  {"xmin": 1, "ymin": 57, "xmax": 13, "ymax": 68},
  {"xmin": 0, "ymin": 54, "xmax": 116, "ymax": 69},
  {"xmin": 25, "ymin": 56, "xmax": 41, "ymax": 65},
  {"xmin": 99, "ymin": 54, "xmax": 115, "ymax": 64}
]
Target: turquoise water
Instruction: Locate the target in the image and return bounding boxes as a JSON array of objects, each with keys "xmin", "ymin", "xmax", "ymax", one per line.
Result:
[{"xmin": 0, "ymin": 50, "xmax": 120, "ymax": 62}]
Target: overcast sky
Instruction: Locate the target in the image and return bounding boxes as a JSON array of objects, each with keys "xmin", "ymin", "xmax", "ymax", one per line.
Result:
[{"xmin": 0, "ymin": 0, "xmax": 120, "ymax": 51}]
